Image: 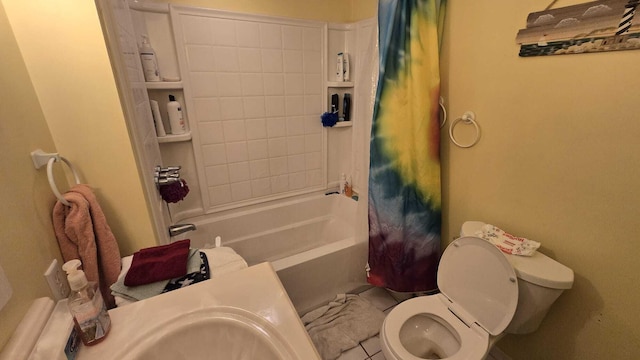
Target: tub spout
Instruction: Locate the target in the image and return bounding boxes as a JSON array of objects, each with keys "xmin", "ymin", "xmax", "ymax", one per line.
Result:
[{"xmin": 168, "ymin": 223, "xmax": 196, "ymax": 237}]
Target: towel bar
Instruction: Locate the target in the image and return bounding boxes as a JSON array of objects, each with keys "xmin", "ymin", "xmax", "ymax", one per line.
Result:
[{"xmin": 31, "ymin": 149, "xmax": 81, "ymax": 206}]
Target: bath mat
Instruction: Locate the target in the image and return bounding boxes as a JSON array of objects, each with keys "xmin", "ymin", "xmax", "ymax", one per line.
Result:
[{"xmin": 301, "ymin": 294, "xmax": 385, "ymax": 360}]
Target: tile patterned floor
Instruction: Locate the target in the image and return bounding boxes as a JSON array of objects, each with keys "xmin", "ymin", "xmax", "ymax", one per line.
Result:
[{"xmin": 333, "ymin": 287, "xmax": 511, "ymax": 360}]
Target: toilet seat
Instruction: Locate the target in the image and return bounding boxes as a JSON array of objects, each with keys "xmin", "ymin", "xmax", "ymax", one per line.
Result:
[
  {"xmin": 381, "ymin": 295, "xmax": 488, "ymax": 360},
  {"xmin": 381, "ymin": 236, "xmax": 520, "ymax": 359}
]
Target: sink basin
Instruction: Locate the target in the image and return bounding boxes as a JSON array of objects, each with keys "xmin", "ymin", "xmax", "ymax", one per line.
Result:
[
  {"xmin": 78, "ymin": 262, "xmax": 320, "ymax": 359},
  {"xmin": 120, "ymin": 307, "xmax": 295, "ymax": 359}
]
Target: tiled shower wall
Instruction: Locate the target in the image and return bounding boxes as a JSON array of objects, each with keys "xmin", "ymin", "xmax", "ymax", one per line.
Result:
[{"xmin": 176, "ymin": 11, "xmax": 326, "ymax": 212}]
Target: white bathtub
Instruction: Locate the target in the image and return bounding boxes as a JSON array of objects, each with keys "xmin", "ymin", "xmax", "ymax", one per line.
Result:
[{"xmin": 172, "ymin": 193, "xmax": 369, "ymax": 314}]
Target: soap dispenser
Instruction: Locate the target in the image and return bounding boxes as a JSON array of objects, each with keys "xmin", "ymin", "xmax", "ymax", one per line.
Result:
[{"xmin": 62, "ymin": 259, "xmax": 111, "ymax": 346}]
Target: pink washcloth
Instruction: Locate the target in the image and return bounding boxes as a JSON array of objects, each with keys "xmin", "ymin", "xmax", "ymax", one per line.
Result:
[
  {"xmin": 124, "ymin": 239, "xmax": 191, "ymax": 286},
  {"xmin": 475, "ymin": 224, "xmax": 541, "ymax": 256},
  {"xmin": 52, "ymin": 184, "xmax": 122, "ymax": 309}
]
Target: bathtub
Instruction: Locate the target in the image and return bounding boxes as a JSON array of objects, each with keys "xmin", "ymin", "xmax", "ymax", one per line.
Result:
[{"xmin": 172, "ymin": 193, "xmax": 369, "ymax": 314}]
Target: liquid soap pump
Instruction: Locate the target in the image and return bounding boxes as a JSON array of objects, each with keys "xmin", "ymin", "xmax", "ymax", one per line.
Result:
[{"xmin": 62, "ymin": 259, "xmax": 111, "ymax": 346}]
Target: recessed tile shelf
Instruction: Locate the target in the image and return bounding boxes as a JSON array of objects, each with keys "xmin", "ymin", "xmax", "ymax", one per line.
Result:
[
  {"xmin": 327, "ymin": 81, "xmax": 354, "ymax": 88},
  {"xmin": 157, "ymin": 132, "xmax": 192, "ymax": 143},
  {"xmin": 332, "ymin": 121, "xmax": 353, "ymax": 128},
  {"xmin": 145, "ymin": 81, "xmax": 183, "ymax": 90}
]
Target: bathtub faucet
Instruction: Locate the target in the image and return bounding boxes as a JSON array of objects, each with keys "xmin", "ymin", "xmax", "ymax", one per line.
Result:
[{"xmin": 168, "ymin": 223, "xmax": 197, "ymax": 237}]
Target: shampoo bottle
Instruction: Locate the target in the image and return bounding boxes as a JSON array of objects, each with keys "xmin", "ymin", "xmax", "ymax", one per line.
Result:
[
  {"xmin": 139, "ymin": 35, "xmax": 161, "ymax": 82},
  {"xmin": 167, "ymin": 95, "xmax": 186, "ymax": 135},
  {"xmin": 336, "ymin": 53, "xmax": 344, "ymax": 81},
  {"xmin": 62, "ymin": 260, "xmax": 111, "ymax": 346}
]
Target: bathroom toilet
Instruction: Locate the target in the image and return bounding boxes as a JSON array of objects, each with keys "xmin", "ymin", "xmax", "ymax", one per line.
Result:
[{"xmin": 380, "ymin": 221, "xmax": 574, "ymax": 360}]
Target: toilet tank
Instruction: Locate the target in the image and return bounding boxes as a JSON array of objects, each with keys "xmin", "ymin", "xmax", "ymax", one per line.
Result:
[{"xmin": 460, "ymin": 221, "xmax": 574, "ymax": 334}]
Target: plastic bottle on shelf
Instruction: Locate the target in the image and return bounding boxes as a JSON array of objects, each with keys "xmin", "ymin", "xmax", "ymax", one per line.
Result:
[
  {"xmin": 139, "ymin": 35, "xmax": 161, "ymax": 82},
  {"xmin": 345, "ymin": 175, "xmax": 353, "ymax": 197},
  {"xmin": 62, "ymin": 260, "xmax": 111, "ymax": 346},
  {"xmin": 167, "ymin": 95, "xmax": 186, "ymax": 135}
]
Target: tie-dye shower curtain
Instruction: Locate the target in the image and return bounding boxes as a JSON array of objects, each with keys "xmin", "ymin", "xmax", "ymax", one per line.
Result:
[{"xmin": 367, "ymin": 0, "xmax": 445, "ymax": 292}]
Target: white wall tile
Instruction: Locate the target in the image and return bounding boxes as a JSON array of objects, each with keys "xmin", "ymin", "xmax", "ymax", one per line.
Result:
[
  {"xmin": 210, "ymin": 184, "xmax": 232, "ymax": 205},
  {"xmin": 222, "ymin": 120, "xmax": 246, "ymax": 142},
  {"xmin": 241, "ymin": 74, "xmax": 264, "ymax": 96},
  {"xmin": 283, "ymin": 50, "xmax": 303, "ymax": 73},
  {"xmin": 236, "ymin": 21, "xmax": 260, "ymax": 47},
  {"xmin": 205, "ymin": 164, "xmax": 229, "ymax": 186},
  {"xmin": 282, "ymin": 25, "xmax": 302, "ymax": 50},
  {"xmin": 189, "ymin": 72, "xmax": 218, "ymax": 97},
  {"xmin": 269, "ymin": 157, "xmax": 288, "ymax": 175},
  {"xmin": 306, "ymin": 169, "xmax": 323, "ymax": 186},
  {"xmin": 270, "ymin": 174, "xmax": 289, "ymax": 193},
  {"xmin": 305, "ymin": 151, "xmax": 322, "ymax": 170},
  {"xmin": 259, "ymin": 23, "xmax": 282, "ymax": 49},
  {"xmin": 247, "ymin": 139, "xmax": 268, "ymax": 160},
  {"xmin": 303, "ymin": 51, "xmax": 321, "ymax": 74},
  {"xmin": 243, "ymin": 97, "xmax": 266, "ymax": 118},
  {"xmin": 251, "ymin": 178, "xmax": 271, "ymax": 197},
  {"xmin": 198, "ymin": 121, "xmax": 225, "ymax": 144},
  {"xmin": 304, "ymin": 115, "xmax": 322, "ymax": 134},
  {"xmin": 287, "ymin": 135, "xmax": 305, "ymax": 155},
  {"xmin": 249, "ymin": 159, "xmax": 270, "ymax": 179},
  {"xmin": 202, "ymin": 143, "xmax": 227, "ymax": 165},
  {"xmin": 284, "ymin": 73, "xmax": 304, "ymax": 95},
  {"xmin": 230, "ymin": 181, "xmax": 252, "ymax": 201},
  {"xmin": 287, "ymin": 154, "xmax": 305, "ymax": 173},
  {"xmin": 214, "ymin": 73, "xmax": 241, "ymax": 96},
  {"xmin": 285, "ymin": 96, "xmax": 305, "ymax": 116},
  {"xmin": 265, "ymin": 96, "xmax": 285, "ymax": 117},
  {"xmin": 304, "ymin": 95, "xmax": 322, "ymax": 115},
  {"xmin": 186, "ymin": 45, "xmax": 215, "ymax": 71},
  {"xmin": 286, "ymin": 117, "xmax": 306, "ymax": 136},
  {"xmin": 245, "ymin": 118, "xmax": 267, "ymax": 140},
  {"xmin": 305, "ymin": 133, "xmax": 322, "ymax": 152},
  {"xmin": 288, "ymin": 172, "xmax": 306, "ymax": 190},
  {"xmin": 303, "ymin": 28, "xmax": 321, "ymax": 51},
  {"xmin": 213, "ymin": 46, "xmax": 239, "ymax": 72},
  {"xmin": 219, "ymin": 97, "xmax": 244, "ymax": 120},
  {"xmin": 304, "ymin": 74, "xmax": 321, "ymax": 94},
  {"xmin": 182, "ymin": 16, "xmax": 213, "ymax": 44},
  {"xmin": 268, "ymin": 137, "xmax": 288, "ymax": 157},
  {"xmin": 228, "ymin": 162, "xmax": 251, "ymax": 182},
  {"xmin": 261, "ymin": 49, "xmax": 283, "ymax": 73},
  {"xmin": 212, "ymin": 18, "xmax": 237, "ymax": 46},
  {"xmin": 267, "ymin": 117, "xmax": 287, "ymax": 138},
  {"xmin": 225, "ymin": 142, "xmax": 249, "ymax": 163},
  {"xmin": 263, "ymin": 74, "xmax": 284, "ymax": 95},
  {"xmin": 193, "ymin": 98, "xmax": 221, "ymax": 122},
  {"xmin": 238, "ymin": 48, "xmax": 262, "ymax": 72}
]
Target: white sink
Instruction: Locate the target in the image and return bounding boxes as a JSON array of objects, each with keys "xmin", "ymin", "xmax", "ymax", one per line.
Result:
[
  {"xmin": 122, "ymin": 307, "xmax": 296, "ymax": 359},
  {"xmin": 78, "ymin": 262, "xmax": 320, "ymax": 359}
]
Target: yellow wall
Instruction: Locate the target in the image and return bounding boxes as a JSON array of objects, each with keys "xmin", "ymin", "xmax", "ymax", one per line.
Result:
[
  {"xmin": 0, "ymin": 0, "xmax": 157, "ymax": 349},
  {"xmin": 7, "ymin": 0, "xmax": 636, "ymax": 358},
  {"xmin": 0, "ymin": 3, "xmax": 66, "ymax": 348},
  {"xmin": 442, "ymin": 0, "xmax": 640, "ymax": 358},
  {"xmin": 2, "ymin": 0, "xmax": 156, "ymax": 258}
]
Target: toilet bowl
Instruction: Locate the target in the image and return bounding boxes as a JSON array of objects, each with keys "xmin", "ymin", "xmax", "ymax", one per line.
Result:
[{"xmin": 380, "ymin": 221, "xmax": 574, "ymax": 360}]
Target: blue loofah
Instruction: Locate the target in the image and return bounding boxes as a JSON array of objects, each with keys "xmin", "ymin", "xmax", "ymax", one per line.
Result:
[{"xmin": 321, "ymin": 112, "xmax": 339, "ymax": 127}]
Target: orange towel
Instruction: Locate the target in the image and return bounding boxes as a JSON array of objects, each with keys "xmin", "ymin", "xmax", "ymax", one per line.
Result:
[{"xmin": 52, "ymin": 184, "xmax": 121, "ymax": 309}]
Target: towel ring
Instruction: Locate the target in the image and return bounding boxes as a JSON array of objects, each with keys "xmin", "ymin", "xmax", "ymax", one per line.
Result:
[
  {"xmin": 438, "ymin": 96, "xmax": 447, "ymax": 128},
  {"xmin": 449, "ymin": 111, "xmax": 480, "ymax": 148},
  {"xmin": 46, "ymin": 156, "xmax": 81, "ymax": 206}
]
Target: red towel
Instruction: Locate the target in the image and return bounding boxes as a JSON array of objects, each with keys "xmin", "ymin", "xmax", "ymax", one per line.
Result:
[{"xmin": 124, "ymin": 239, "xmax": 191, "ymax": 286}]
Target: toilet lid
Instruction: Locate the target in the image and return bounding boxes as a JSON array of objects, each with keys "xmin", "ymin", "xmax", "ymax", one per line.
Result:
[{"xmin": 438, "ymin": 236, "xmax": 518, "ymax": 336}]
